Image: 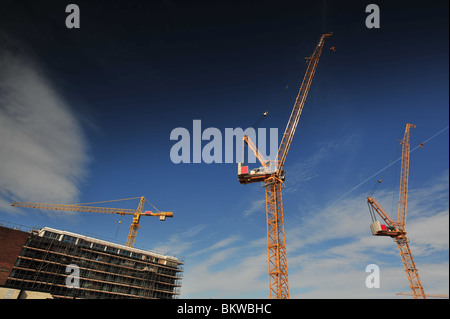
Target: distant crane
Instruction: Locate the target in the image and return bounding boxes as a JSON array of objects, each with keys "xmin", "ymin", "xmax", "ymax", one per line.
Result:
[
  {"xmin": 367, "ymin": 123, "xmax": 426, "ymax": 299},
  {"xmin": 11, "ymin": 196, "xmax": 173, "ymax": 247},
  {"xmin": 396, "ymin": 292, "xmax": 448, "ymax": 298},
  {"xmin": 238, "ymin": 32, "xmax": 333, "ymax": 299}
]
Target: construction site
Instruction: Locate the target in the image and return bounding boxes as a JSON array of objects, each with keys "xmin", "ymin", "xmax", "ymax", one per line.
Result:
[
  {"xmin": 0, "ymin": 223, "xmax": 183, "ymax": 299},
  {"xmin": 1, "ymin": 31, "xmax": 448, "ymax": 300},
  {"xmin": 0, "ymin": 1, "xmax": 448, "ymax": 302}
]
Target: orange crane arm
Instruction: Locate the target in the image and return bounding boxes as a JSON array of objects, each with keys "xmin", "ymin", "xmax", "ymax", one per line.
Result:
[
  {"xmin": 276, "ymin": 32, "xmax": 333, "ymax": 175},
  {"xmin": 397, "ymin": 123, "xmax": 415, "ymax": 230}
]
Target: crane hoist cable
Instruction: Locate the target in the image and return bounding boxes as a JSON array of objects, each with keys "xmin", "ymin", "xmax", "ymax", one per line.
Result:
[
  {"xmin": 367, "ymin": 143, "xmax": 401, "ymax": 197},
  {"xmin": 251, "ymin": 110, "xmax": 269, "ymax": 129},
  {"xmin": 332, "ymin": 126, "xmax": 447, "ymax": 206},
  {"xmin": 76, "ymin": 197, "xmax": 142, "ymax": 206},
  {"xmin": 251, "ymin": 51, "xmax": 320, "ymax": 131},
  {"xmin": 368, "ymin": 126, "xmax": 425, "ymax": 198},
  {"xmin": 77, "ymin": 197, "xmax": 163, "ymax": 213},
  {"xmin": 251, "ymin": 84, "xmax": 290, "ymax": 129}
]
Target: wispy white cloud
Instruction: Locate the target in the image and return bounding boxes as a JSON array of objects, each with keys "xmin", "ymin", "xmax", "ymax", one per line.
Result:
[
  {"xmin": 181, "ymin": 236, "xmax": 268, "ymax": 298},
  {"xmin": 284, "ymin": 132, "xmax": 361, "ymax": 193},
  {"xmin": 152, "ymin": 224, "xmax": 207, "ymax": 256},
  {"xmin": 170, "ymin": 170, "xmax": 448, "ymax": 298},
  {"xmin": 243, "ymin": 199, "xmax": 265, "ymax": 217},
  {"xmin": 0, "ymin": 40, "xmax": 89, "ymax": 216},
  {"xmin": 285, "ymin": 170, "xmax": 449, "ymax": 298},
  {"xmin": 189, "ymin": 234, "xmax": 241, "ymax": 258}
]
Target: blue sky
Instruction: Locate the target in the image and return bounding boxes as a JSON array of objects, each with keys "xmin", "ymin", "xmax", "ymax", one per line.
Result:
[{"xmin": 0, "ymin": 0, "xmax": 448, "ymax": 298}]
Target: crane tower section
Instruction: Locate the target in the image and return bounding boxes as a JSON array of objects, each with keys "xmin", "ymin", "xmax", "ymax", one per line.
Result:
[{"xmin": 367, "ymin": 123, "xmax": 426, "ymax": 299}]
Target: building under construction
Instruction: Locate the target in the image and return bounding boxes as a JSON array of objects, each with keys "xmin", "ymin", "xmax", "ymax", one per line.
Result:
[{"xmin": 0, "ymin": 224, "xmax": 183, "ymax": 299}]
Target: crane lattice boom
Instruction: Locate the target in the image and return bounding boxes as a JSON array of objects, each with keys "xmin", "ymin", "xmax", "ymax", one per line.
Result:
[
  {"xmin": 11, "ymin": 196, "xmax": 173, "ymax": 248},
  {"xmin": 276, "ymin": 33, "xmax": 333, "ymax": 175},
  {"xmin": 398, "ymin": 123, "xmax": 415, "ymax": 230},
  {"xmin": 367, "ymin": 123, "xmax": 426, "ymax": 299},
  {"xmin": 238, "ymin": 33, "xmax": 333, "ymax": 299}
]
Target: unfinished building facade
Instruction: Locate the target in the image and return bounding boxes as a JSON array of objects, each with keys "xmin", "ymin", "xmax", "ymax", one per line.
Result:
[{"xmin": 4, "ymin": 227, "xmax": 183, "ymax": 299}]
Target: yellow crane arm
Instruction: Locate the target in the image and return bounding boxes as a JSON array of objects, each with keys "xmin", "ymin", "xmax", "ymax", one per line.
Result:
[
  {"xmin": 11, "ymin": 196, "xmax": 173, "ymax": 248},
  {"xmin": 10, "ymin": 200, "xmax": 173, "ymax": 218}
]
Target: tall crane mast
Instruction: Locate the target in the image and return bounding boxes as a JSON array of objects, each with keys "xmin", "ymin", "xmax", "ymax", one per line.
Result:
[
  {"xmin": 367, "ymin": 123, "xmax": 426, "ymax": 299},
  {"xmin": 11, "ymin": 196, "xmax": 173, "ymax": 248},
  {"xmin": 238, "ymin": 33, "xmax": 333, "ymax": 299}
]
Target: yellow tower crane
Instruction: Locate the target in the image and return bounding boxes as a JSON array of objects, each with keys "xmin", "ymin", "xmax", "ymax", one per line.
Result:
[
  {"xmin": 11, "ymin": 196, "xmax": 173, "ymax": 248},
  {"xmin": 367, "ymin": 123, "xmax": 426, "ymax": 299},
  {"xmin": 238, "ymin": 32, "xmax": 333, "ymax": 299}
]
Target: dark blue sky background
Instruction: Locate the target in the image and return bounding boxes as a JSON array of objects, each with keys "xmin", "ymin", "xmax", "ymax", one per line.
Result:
[{"xmin": 1, "ymin": 0, "xmax": 448, "ymax": 298}]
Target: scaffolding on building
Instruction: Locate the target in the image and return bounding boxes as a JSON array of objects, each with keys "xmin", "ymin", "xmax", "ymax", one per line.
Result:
[{"xmin": 5, "ymin": 227, "xmax": 183, "ymax": 299}]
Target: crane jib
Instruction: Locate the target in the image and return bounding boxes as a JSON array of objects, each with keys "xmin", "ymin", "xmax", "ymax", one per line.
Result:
[
  {"xmin": 11, "ymin": 196, "xmax": 173, "ymax": 248},
  {"xmin": 276, "ymin": 33, "xmax": 332, "ymax": 175},
  {"xmin": 238, "ymin": 33, "xmax": 333, "ymax": 299}
]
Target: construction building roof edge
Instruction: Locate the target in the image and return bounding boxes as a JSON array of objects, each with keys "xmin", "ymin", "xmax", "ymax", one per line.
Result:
[{"xmin": 38, "ymin": 227, "xmax": 180, "ymax": 263}]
